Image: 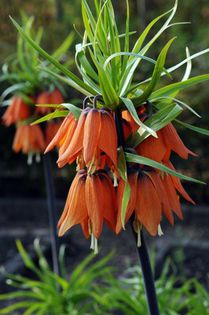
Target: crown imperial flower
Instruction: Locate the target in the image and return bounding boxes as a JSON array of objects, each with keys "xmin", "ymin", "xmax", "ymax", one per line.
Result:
[
  {"xmin": 48, "ymin": 107, "xmax": 118, "ymax": 169},
  {"xmin": 58, "ymin": 169, "xmax": 116, "ymax": 252},
  {"xmin": 2, "ymin": 96, "xmax": 30, "ymax": 126}
]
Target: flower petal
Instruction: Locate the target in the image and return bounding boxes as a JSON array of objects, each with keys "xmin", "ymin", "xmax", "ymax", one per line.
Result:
[
  {"xmin": 58, "ymin": 172, "xmax": 88, "ymax": 236},
  {"xmin": 163, "ymin": 174, "xmax": 183, "ymax": 220},
  {"xmin": 98, "ymin": 110, "xmax": 117, "ymax": 166},
  {"xmin": 45, "ymin": 113, "xmax": 75, "ymax": 153},
  {"xmin": 137, "ymin": 132, "xmax": 167, "ymax": 163},
  {"xmin": 99, "ymin": 172, "xmax": 116, "ymax": 232},
  {"xmin": 136, "ymin": 174, "xmax": 161, "ymax": 236},
  {"xmin": 57, "ymin": 111, "xmax": 86, "ymax": 167},
  {"xmin": 85, "ymin": 174, "xmax": 104, "ymax": 239},
  {"xmin": 148, "ymin": 171, "xmax": 174, "ymax": 225},
  {"xmin": 165, "ymin": 160, "xmax": 195, "ymax": 204},
  {"xmin": 83, "ymin": 109, "xmax": 101, "ymax": 165},
  {"xmin": 161, "ymin": 123, "xmax": 197, "ymax": 159}
]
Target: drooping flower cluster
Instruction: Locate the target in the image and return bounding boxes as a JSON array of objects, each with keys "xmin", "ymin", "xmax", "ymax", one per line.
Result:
[
  {"xmin": 46, "ymin": 98, "xmax": 195, "ymax": 251},
  {"xmin": 2, "ymin": 89, "xmax": 63, "ymax": 163},
  {"xmin": 46, "ymin": 102, "xmax": 118, "ymax": 252}
]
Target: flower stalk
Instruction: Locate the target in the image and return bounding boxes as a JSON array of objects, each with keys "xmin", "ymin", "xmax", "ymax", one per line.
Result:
[
  {"xmin": 43, "ymin": 154, "xmax": 61, "ymax": 276},
  {"xmin": 115, "ymin": 108, "xmax": 160, "ymax": 315}
]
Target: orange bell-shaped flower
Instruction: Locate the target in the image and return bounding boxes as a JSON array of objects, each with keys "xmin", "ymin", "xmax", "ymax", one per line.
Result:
[
  {"xmin": 36, "ymin": 89, "xmax": 64, "ymax": 115},
  {"xmin": 45, "ymin": 113, "xmax": 77, "ymax": 153},
  {"xmin": 58, "ymin": 170, "xmax": 116, "ymax": 243},
  {"xmin": 136, "ymin": 123, "xmax": 196, "ymax": 162},
  {"xmin": 2, "ymin": 96, "xmax": 30, "ymax": 126},
  {"xmin": 58, "ymin": 170, "xmax": 88, "ymax": 237},
  {"xmin": 116, "ymin": 165, "xmax": 194, "ymax": 236},
  {"xmin": 12, "ymin": 124, "xmax": 45, "ymax": 154},
  {"xmin": 50, "ymin": 88, "xmax": 64, "ymax": 105},
  {"xmin": 36, "ymin": 91, "xmax": 51, "ymax": 115},
  {"xmin": 57, "ymin": 108, "xmax": 118, "ymax": 168}
]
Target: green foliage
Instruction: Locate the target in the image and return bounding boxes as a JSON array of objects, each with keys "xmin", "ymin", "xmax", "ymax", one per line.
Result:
[
  {"xmin": 10, "ymin": 0, "xmax": 209, "ymax": 212},
  {"xmin": 11, "ymin": 0, "xmax": 209, "ymax": 141},
  {"xmin": 0, "ymin": 241, "xmax": 209, "ymax": 315},
  {"xmin": 103, "ymin": 259, "xmax": 209, "ymax": 315},
  {"xmin": 125, "ymin": 152, "xmax": 205, "ymax": 184},
  {"xmin": 0, "ymin": 240, "xmax": 113, "ymax": 315},
  {"xmin": 11, "ymin": 1, "xmax": 209, "ymax": 109},
  {"xmin": 1, "ymin": 15, "xmax": 74, "ymax": 104}
]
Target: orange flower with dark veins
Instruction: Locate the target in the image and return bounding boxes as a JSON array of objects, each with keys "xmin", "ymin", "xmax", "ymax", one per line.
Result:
[
  {"xmin": 56, "ymin": 108, "xmax": 118, "ymax": 169},
  {"xmin": 136, "ymin": 123, "xmax": 196, "ymax": 162},
  {"xmin": 2, "ymin": 96, "xmax": 30, "ymax": 126},
  {"xmin": 58, "ymin": 170, "xmax": 116, "ymax": 252},
  {"xmin": 12, "ymin": 124, "xmax": 45, "ymax": 156},
  {"xmin": 116, "ymin": 165, "xmax": 194, "ymax": 238}
]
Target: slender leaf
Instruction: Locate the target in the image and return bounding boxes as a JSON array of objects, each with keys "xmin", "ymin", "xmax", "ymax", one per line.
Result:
[
  {"xmin": 125, "ymin": 152, "xmax": 205, "ymax": 184},
  {"xmin": 10, "ymin": 17, "xmax": 96, "ymax": 96},
  {"xmin": 176, "ymin": 120, "xmax": 209, "ymax": 136},
  {"xmin": 61, "ymin": 103, "xmax": 82, "ymax": 119},
  {"xmin": 31, "ymin": 110, "xmax": 69, "ymax": 125},
  {"xmin": 121, "ymin": 181, "xmax": 131, "ymax": 228},
  {"xmin": 133, "ymin": 37, "xmax": 176, "ymax": 104},
  {"xmin": 150, "ymin": 74, "xmax": 209, "ymax": 100}
]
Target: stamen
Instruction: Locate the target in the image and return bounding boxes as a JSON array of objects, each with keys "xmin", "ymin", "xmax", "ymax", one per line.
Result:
[
  {"xmin": 36, "ymin": 153, "xmax": 41, "ymax": 163},
  {"xmin": 27, "ymin": 153, "xmax": 33, "ymax": 165},
  {"xmin": 94, "ymin": 238, "xmax": 98, "ymax": 254},
  {"xmin": 90, "ymin": 234, "xmax": 98, "ymax": 254},
  {"xmin": 133, "ymin": 219, "xmax": 142, "ymax": 247},
  {"xmin": 90, "ymin": 234, "xmax": 95, "ymax": 251},
  {"xmin": 158, "ymin": 224, "xmax": 164, "ymax": 236},
  {"xmin": 137, "ymin": 230, "xmax": 141, "ymax": 247},
  {"xmin": 113, "ymin": 173, "xmax": 118, "ymax": 187}
]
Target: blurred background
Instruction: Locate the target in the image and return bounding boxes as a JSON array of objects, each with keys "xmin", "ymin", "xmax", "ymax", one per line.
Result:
[{"xmin": 0, "ymin": 0, "xmax": 208, "ymax": 303}]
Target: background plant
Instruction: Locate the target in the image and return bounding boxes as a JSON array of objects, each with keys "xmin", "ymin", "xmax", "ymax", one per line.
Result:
[
  {"xmin": 1, "ymin": 243, "xmax": 208, "ymax": 315},
  {"xmin": 1, "ymin": 13, "xmax": 74, "ymax": 106},
  {"xmin": 0, "ymin": 240, "xmax": 113, "ymax": 315},
  {"xmin": 1, "ymin": 0, "xmax": 209, "ymax": 202},
  {"xmin": 101, "ymin": 258, "xmax": 209, "ymax": 315}
]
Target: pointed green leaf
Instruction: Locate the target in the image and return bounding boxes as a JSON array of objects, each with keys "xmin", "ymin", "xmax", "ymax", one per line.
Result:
[
  {"xmin": 121, "ymin": 181, "xmax": 131, "ymax": 228},
  {"xmin": 133, "ymin": 37, "xmax": 176, "ymax": 104},
  {"xmin": 31, "ymin": 110, "xmax": 68, "ymax": 125},
  {"xmin": 150, "ymin": 74, "xmax": 209, "ymax": 100},
  {"xmin": 119, "ymin": 1, "xmax": 178, "ymax": 95},
  {"xmin": 10, "ymin": 17, "xmax": 96, "ymax": 96},
  {"xmin": 61, "ymin": 103, "xmax": 81, "ymax": 119},
  {"xmin": 118, "ymin": 147, "xmax": 128, "ymax": 181},
  {"xmin": 176, "ymin": 120, "xmax": 209, "ymax": 136},
  {"xmin": 52, "ymin": 32, "xmax": 74, "ymax": 59},
  {"xmin": 125, "ymin": 152, "xmax": 205, "ymax": 184}
]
